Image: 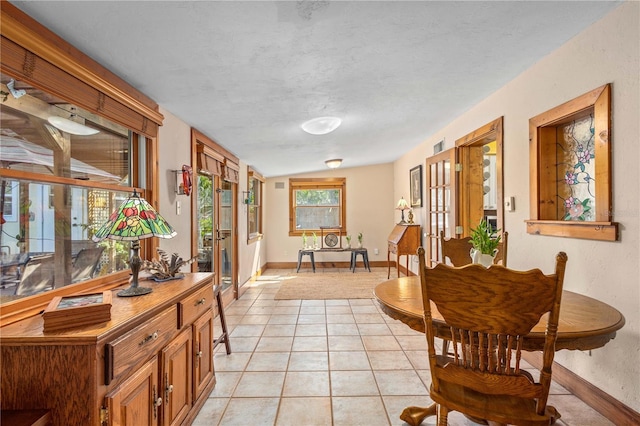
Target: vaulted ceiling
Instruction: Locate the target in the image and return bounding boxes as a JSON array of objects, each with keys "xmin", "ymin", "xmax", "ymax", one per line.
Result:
[{"xmin": 11, "ymin": 1, "xmax": 621, "ymax": 177}]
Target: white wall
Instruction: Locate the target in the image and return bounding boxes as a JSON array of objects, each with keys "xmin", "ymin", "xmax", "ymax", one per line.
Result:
[
  {"xmin": 237, "ymin": 160, "xmax": 268, "ymax": 285},
  {"xmin": 265, "ymin": 163, "xmax": 395, "ymax": 266},
  {"xmin": 157, "ymin": 107, "xmax": 193, "ymax": 259},
  {"xmin": 394, "ymin": 1, "xmax": 639, "ymax": 410}
]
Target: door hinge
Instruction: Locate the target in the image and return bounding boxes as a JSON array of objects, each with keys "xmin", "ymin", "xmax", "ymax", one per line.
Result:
[
  {"xmin": 100, "ymin": 407, "xmax": 109, "ymax": 425},
  {"xmin": 455, "ymin": 163, "xmax": 462, "ymax": 172}
]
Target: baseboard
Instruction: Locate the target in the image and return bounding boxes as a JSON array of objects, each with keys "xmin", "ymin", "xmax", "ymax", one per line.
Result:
[
  {"xmin": 265, "ymin": 260, "xmax": 392, "ymax": 270},
  {"xmin": 522, "ymin": 352, "xmax": 640, "ymax": 424}
]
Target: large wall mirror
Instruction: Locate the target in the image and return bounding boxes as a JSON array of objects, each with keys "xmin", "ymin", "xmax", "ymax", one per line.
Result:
[{"xmin": 455, "ymin": 117, "xmax": 504, "ymax": 236}]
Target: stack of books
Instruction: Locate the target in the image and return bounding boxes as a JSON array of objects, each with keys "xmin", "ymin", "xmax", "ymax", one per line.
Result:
[{"xmin": 42, "ymin": 291, "xmax": 112, "ymax": 332}]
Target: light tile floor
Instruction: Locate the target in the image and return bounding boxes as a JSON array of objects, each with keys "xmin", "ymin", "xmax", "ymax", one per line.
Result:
[{"xmin": 193, "ymin": 268, "xmax": 613, "ymax": 426}]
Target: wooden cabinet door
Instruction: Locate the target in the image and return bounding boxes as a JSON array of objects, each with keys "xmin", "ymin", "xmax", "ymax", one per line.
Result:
[
  {"xmin": 161, "ymin": 328, "xmax": 192, "ymax": 426},
  {"xmin": 193, "ymin": 309, "xmax": 215, "ymax": 399},
  {"xmin": 105, "ymin": 356, "xmax": 160, "ymax": 426}
]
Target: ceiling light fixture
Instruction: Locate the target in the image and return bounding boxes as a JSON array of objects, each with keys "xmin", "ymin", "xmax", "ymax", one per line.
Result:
[
  {"xmin": 325, "ymin": 159, "xmax": 342, "ymax": 169},
  {"xmin": 47, "ymin": 107, "xmax": 99, "ymax": 136},
  {"xmin": 301, "ymin": 116, "xmax": 342, "ymax": 135}
]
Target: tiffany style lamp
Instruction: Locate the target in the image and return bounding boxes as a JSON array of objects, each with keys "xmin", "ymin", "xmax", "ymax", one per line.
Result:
[{"xmin": 92, "ymin": 190, "xmax": 177, "ymax": 297}]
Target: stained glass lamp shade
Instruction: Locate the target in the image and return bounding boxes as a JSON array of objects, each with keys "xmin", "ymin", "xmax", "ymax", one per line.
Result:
[
  {"xmin": 396, "ymin": 197, "xmax": 410, "ymax": 224},
  {"xmin": 92, "ymin": 190, "xmax": 177, "ymax": 297}
]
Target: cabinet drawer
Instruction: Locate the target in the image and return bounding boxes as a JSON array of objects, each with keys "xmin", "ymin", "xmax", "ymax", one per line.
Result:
[
  {"xmin": 178, "ymin": 285, "xmax": 213, "ymax": 329},
  {"xmin": 105, "ymin": 305, "xmax": 178, "ymax": 385}
]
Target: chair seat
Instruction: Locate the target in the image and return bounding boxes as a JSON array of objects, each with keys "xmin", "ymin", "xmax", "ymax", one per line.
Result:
[{"xmin": 431, "ymin": 381, "xmax": 556, "ymax": 426}]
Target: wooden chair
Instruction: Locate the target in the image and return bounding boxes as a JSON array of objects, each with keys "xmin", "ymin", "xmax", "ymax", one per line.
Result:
[
  {"xmin": 439, "ymin": 230, "xmax": 508, "ymax": 266},
  {"xmin": 14, "ymin": 254, "xmax": 55, "ymax": 296},
  {"xmin": 417, "ymin": 247, "xmax": 567, "ymax": 426}
]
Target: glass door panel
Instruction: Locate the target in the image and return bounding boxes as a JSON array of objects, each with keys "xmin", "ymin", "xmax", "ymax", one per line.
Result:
[
  {"xmin": 218, "ymin": 180, "xmax": 234, "ymax": 293},
  {"xmin": 196, "ymin": 174, "xmax": 214, "ymax": 275},
  {"xmin": 425, "ymin": 148, "xmax": 457, "ymax": 267}
]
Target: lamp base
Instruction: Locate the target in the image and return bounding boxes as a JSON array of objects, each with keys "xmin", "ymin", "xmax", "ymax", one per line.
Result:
[{"xmin": 117, "ymin": 285, "xmax": 153, "ymax": 297}]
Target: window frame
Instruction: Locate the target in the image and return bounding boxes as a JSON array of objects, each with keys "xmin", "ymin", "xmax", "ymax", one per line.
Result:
[
  {"xmin": 0, "ymin": 3, "xmax": 163, "ymax": 325},
  {"xmin": 526, "ymin": 84, "xmax": 617, "ymax": 241},
  {"xmin": 288, "ymin": 177, "xmax": 346, "ymax": 236},
  {"xmin": 247, "ymin": 167, "xmax": 264, "ymax": 243}
]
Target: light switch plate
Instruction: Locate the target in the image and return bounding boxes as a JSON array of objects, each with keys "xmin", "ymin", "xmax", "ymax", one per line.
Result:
[{"xmin": 504, "ymin": 196, "xmax": 515, "ymax": 212}]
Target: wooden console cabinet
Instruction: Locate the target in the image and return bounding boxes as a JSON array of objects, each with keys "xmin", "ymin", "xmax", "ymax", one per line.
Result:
[
  {"xmin": 0, "ymin": 273, "xmax": 216, "ymax": 426},
  {"xmin": 387, "ymin": 224, "xmax": 421, "ymax": 278}
]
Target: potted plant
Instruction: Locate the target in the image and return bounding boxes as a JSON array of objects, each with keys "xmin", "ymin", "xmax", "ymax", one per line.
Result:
[
  {"xmin": 345, "ymin": 235, "xmax": 352, "ymax": 249},
  {"xmin": 357, "ymin": 232, "xmax": 363, "ymax": 248},
  {"xmin": 312, "ymin": 232, "xmax": 318, "ymax": 248},
  {"xmin": 469, "ymin": 219, "xmax": 501, "ymax": 267},
  {"xmin": 302, "ymin": 231, "xmax": 307, "ymax": 248}
]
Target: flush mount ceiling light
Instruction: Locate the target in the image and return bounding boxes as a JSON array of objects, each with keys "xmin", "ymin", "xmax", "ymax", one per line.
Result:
[
  {"xmin": 47, "ymin": 108, "xmax": 99, "ymax": 136},
  {"xmin": 325, "ymin": 159, "xmax": 342, "ymax": 169},
  {"xmin": 301, "ymin": 116, "xmax": 342, "ymax": 135}
]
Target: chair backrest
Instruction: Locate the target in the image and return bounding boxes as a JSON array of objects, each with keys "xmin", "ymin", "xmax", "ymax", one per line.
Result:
[
  {"xmin": 72, "ymin": 247, "xmax": 105, "ymax": 282},
  {"xmin": 14, "ymin": 254, "xmax": 55, "ymax": 296},
  {"xmin": 439, "ymin": 230, "xmax": 508, "ymax": 266},
  {"xmin": 417, "ymin": 247, "xmax": 567, "ymax": 420}
]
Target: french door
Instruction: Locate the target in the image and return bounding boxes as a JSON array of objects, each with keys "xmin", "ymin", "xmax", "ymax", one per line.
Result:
[
  {"xmin": 196, "ymin": 174, "xmax": 236, "ymax": 295},
  {"xmin": 425, "ymin": 148, "xmax": 457, "ymax": 267}
]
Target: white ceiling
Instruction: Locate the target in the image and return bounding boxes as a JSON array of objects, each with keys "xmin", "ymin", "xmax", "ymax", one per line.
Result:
[{"xmin": 11, "ymin": 1, "xmax": 621, "ymax": 177}]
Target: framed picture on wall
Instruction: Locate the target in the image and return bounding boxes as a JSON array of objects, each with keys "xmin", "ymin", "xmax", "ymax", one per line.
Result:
[{"xmin": 410, "ymin": 165, "xmax": 422, "ymax": 207}]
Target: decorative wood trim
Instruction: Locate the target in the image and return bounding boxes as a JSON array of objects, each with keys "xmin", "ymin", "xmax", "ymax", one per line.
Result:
[
  {"xmin": 525, "ymin": 220, "xmax": 618, "ymax": 241},
  {"xmin": 0, "ymin": 3, "xmax": 163, "ymax": 127},
  {"xmin": 522, "ymin": 352, "xmax": 640, "ymax": 425}
]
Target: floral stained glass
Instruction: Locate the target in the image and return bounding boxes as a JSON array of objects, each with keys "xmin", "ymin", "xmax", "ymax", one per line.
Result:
[{"xmin": 558, "ymin": 115, "xmax": 595, "ymax": 221}]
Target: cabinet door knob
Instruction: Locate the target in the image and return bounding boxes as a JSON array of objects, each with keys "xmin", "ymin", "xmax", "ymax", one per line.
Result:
[
  {"xmin": 196, "ymin": 298, "xmax": 206, "ymax": 305},
  {"xmin": 155, "ymin": 397, "xmax": 163, "ymax": 407},
  {"xmin": 196, "ymin": 350, "xmax": 203, "ymax": 358}
]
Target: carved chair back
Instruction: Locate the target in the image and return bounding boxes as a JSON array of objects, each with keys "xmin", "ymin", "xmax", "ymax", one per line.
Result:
[
  {"xmin": 439, "ymin": 230, "xmax": 508, "ymax": 266},
  {"xmin": 417, "ymin": 247, "xmax": 567, "ymax": 425}
]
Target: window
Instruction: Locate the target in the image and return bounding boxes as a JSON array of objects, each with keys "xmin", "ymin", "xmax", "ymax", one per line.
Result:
[
  {"xmin": 289, "ymin": 178, "xmax": 346, "ymax": 236},
  {"xmin": 0, "ymin": 74, "xmax": 150, "ymax": 298},
  {"xmin": 526, "ymin": 84, "xmax": 617, "ymax": 241},
  {"xmin": 247, "ymin": 167, "xmax": 264, "ymax": 242}
]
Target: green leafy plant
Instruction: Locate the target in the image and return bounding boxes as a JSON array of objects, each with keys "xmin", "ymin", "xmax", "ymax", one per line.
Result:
[
  {"xmin": 346, "ymin": 235, "xmax": 351, "ymax": 245},
  {"xmin": 357, "ymin": 232, "xmax": 363, "ymax": 244},
  {"xmin": 470, "ymin": 219, "xmax": 501, "ymax": 255}
]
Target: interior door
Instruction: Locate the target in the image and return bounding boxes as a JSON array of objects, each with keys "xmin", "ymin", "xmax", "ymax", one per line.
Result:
[{"xmin": 425, "ymin": 148, "xmax": 457, "ymax": 267}]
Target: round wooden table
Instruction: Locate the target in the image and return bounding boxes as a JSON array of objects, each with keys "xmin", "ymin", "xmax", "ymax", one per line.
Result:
[{"xmin": 373, "ymin": 276, "xmax": 625, "ymax": 425}]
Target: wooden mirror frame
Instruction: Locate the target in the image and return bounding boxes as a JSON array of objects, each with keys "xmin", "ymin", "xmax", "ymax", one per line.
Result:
[{"xmin": 526, "ymin": 84, "xmax": 617, "ymax": 241}]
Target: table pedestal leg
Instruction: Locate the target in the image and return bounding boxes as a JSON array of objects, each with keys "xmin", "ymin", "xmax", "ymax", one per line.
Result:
[{"xmin": 399, "ymin": 404, "xmax": 437, "ymax": 426}]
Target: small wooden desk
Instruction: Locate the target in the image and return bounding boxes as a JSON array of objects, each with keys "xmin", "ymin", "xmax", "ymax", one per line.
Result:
[{"xmin": 373, "ymin": 276, "xmax": 625, "ymax": 425}]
